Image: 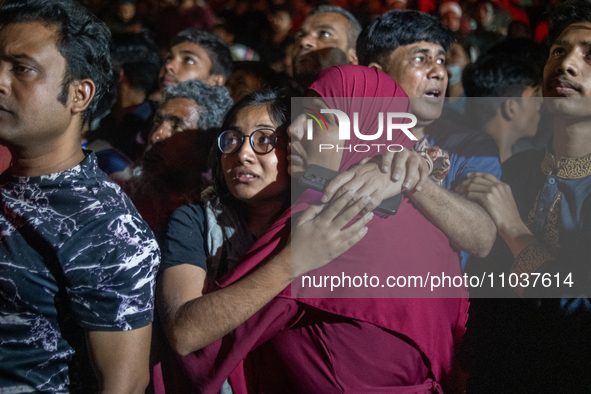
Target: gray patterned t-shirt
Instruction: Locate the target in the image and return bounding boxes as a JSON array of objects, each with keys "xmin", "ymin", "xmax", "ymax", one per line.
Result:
[{"xmin": 0, "ymin": 153, "xmax": 160, "ymax": 393}]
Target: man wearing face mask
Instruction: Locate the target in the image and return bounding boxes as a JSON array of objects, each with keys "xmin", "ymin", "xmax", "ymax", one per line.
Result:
[{"xmin": 446, "ymin": 41, "xmax": 473, "ymax": 99}]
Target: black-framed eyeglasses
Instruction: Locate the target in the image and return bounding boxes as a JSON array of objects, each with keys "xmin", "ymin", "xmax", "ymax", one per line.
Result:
[{"xmin": 217, "ymin": 129, "xmax": 279, "ymax": 155}]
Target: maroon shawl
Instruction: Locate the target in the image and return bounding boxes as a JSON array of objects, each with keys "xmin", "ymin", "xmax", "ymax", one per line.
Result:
[
  {"xmin": 219, "ymin": 66, "xmax": 468, "ymax": 382},
  {"xmin": 158, "ymin": 66, "xmax": 469, "ymax": 394}
]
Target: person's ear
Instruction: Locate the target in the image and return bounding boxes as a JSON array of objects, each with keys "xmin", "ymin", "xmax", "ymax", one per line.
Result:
[
  {"xmin": 522, "ymin": 84, "xmax": 542, "ymax": 98},
  {"xmin": 207, "ymin": 74, "xmax": 226, "ymax": 86},
  {"xmin": 501, "ymin": 98, "xmax": 517, "ymax": 121},
  {"xmin": 70, "ymin": 79, "xmax": 95, "ymax": 115},
  {"xmin": 368, "ymin": 62, "xmax": 383, "ymax": 72},
  {"xmin": 347, "ymin": 48, "xmax": 358, "ymax": 65}
]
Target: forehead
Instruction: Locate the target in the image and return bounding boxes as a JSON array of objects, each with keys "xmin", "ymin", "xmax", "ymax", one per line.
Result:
[
  {"xmin": 160, "ymin": 98, "xmax": 200, "ymax": 118},
  {"xmin": 397, "ymin": 41, "xmax": 445, "ymax": 56},
  {"xmin": 443, "ymin": 11, "xmax": 460, "ymax": 19},
  {"xmin": 554, "ymin": 22, "xmax": 591, "ymax": 45},
  {"xmin": 0, "ymin": 21, "xmax": 63, "ymax": 62},
  {"xmin": 388, "ymin": 40, "xmax": 445, "ymax": 66},
  {"xmin": 273, "ymin": 10, "xmax": 291, "ymax": 19},
  {"xmin": 231, "ymin": 105, "xmax": 275, "ymax": 129},
  {"xmin": 301, "ymin": 12, "xmax": 350, "ymax": 32},
  {"xmin": 170, "ymin": 41, "xmax": 211, "ymax": 60},
  {"xmin": 448, "ymin": 43, "xmax": 467, "ymax": 57}
]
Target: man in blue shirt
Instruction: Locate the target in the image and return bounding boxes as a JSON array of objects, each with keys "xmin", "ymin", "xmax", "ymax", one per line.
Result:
[
  {"xmin": 356, "ymin": 10, "xmax": 500, "ymax": 265},
  {"xmin": 457, "ymin": 0, "xmax": 591, "ymax": 390}
]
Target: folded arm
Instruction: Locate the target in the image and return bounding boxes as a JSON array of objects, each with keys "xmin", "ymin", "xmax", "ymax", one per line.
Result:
[
  {"xmin": 158, "ymin": 193, "xmax": 373, "ymax": 356},
  {"xmin": 456, "ymin": 172, "xmax": 548, "ymax": 295},
  {"xmin": 323, "ymin": 149, "xmax": 497, "ymax": 257},
  {"xmin": 409, "ymin": 178, "xmax": 497, "ymax": 257}
]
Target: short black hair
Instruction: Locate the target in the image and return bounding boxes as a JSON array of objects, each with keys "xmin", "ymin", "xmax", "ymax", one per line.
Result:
[
  {"xmin": 111, "ymin": 32, "xmax": 160, "ymax": 67},
  {"xmin": 161, "ymin": 79, "xmax": 233, "ymax": 129},
  {"xmin": 486, "ymin": 38, "xmax": 548, "ymax": 81},
  {"xmin": 121, "ymin": 62, "xmax": 159, "ymax": 95},
  {"xmin": 462, "ymin": 53, "xmax": 541, "ymax": 127},
  {"xmin": 548, "ymin": 0, "xmax": 591, "ymax": 45},
  {"xmin": 170, "ymin": 29, "xmax": 233, "ymax": 80},
  {"xmin": 357, "ymin": 10, "xmax": 454, "ymax": 67},
  {"xmin": 0, "ymin": 0, "xmax": 112, "ymax": 121},
  {"xmin": 310, "ymin": 5, "xmax": 361, "ymax": 49},
  {"xmin": 210, "ymin": 90, "xmax": 288, "ymax": 208},
  {"xmin": 112, "ymin": 32, "xmax": 160, "ymax": 95},
  {"xmin": 229, "ymin": 61, "xmax": 296, "ymax": 97},
  {"xmin": 463, "ymin": 53, "xmax": 541, "ymax": 98}
]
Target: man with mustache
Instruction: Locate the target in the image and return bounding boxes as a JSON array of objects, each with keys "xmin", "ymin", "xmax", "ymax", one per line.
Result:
[
  {"xmin": 292, "ymin": 5, "xmax": 361, "ymax": 89},
  {"xmin": 457, "ymin": 0, "xmax": 591, "ymax": 390},
  {"xmin": 120, "ymin": 79, "xmax": 233, "ymax": 235},
  {"xmin": 352, "ymin": 10, "xmax": 500, "ymax": 264}
]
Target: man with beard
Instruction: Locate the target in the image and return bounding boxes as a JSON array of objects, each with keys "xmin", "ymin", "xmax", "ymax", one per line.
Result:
[
  {"xmin": 457, "ymin": 0, "xmax": 591, "ymax": 391},
  {"xmin": 120, "ymin": 79, "xmax": 233, "ymax": 236},
  {"xmin": 292, "ymin": 6, "xmax": 361, "ymax": 89}
]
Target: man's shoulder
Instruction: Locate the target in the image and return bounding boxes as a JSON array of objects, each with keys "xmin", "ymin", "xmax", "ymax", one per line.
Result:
[
  {"xmin": 428, "ymin": 119, "xmax": 499, "ymax": 156},
  {"xmin": 1, "ymin": 154, "xmax": 149, "ymax": 248},
  {"xmin": 501, "ymin": 148, "xmax": 545, "ymax": 184},
  {"xmin": 74, "ymin": 156, "xmax": 141, "ymax": 219}
]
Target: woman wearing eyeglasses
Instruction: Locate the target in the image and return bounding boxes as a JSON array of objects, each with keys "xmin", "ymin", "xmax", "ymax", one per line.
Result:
[
  {"xmin": 153, "ymin": 67, "xmax": 469, "ymax": 394},
  {"xmin": 153, "ymin": 90, "xmax": 372, "ymax": 393}
]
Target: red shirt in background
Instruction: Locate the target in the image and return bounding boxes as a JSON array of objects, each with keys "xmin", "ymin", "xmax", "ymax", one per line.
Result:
[{"xmin": 0, "ymin": 145, "xmax": 11, "ymax": 173}]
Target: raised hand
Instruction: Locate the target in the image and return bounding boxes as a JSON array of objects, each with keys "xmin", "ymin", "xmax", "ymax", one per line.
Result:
[{"xmin": 290, "ymin": 190, "xmax": 374, "ymax": 278}]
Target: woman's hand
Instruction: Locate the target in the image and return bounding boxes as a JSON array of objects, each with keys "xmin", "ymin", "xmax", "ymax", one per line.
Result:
[
  {"xmin": 290, "ymin": 190, "xmax": 374, "ymax": 279},
  {"xmin": 320, "ymin": 148, "xmax": 430, "ymax": 215}
]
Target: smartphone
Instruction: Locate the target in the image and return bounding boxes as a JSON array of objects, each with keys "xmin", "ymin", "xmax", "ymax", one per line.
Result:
[{"xmin": 300, "ymin": 164, "xmax": 402, "ymax": 215}]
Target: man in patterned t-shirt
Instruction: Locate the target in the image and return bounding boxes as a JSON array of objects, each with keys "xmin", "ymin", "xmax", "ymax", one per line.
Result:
[{"xmin": 0, "ymin": 0, "xmax": 160, "ymax": 392}]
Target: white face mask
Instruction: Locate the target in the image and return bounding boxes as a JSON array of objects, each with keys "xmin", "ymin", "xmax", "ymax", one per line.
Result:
[{"xmin": 446, "ymin": 64, "xmax": 463, "ymax": 86}]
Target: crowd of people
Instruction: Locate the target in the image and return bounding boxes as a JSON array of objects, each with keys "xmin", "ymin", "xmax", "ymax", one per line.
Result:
[{"xmin": 1, "ymin": 0, "xmax": 590, "ymax": 393}]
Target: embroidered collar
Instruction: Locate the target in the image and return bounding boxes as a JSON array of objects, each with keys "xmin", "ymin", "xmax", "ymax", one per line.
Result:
[{"xmin": 541, "ymin": 149, "xmax": 591, "ymax": 179}]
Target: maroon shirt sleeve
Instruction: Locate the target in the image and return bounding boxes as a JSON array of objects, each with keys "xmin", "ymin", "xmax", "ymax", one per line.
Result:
[{"xmin": 160, "ymin": 297, "xmax": 300, "ymax": 394}]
